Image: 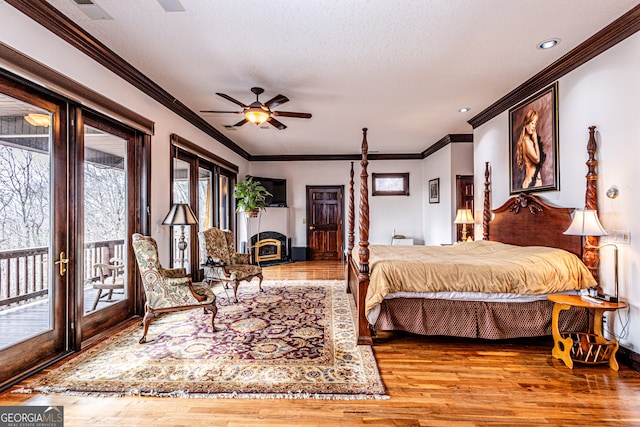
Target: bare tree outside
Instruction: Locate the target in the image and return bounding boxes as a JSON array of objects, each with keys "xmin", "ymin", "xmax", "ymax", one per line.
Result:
[
  {"xmin": 84, "ymin": 163, "xmax": 126, "ymax": 242},
  {"xmin": 0, "ymin": 145, "xmax": 50, "ymax": 250}
]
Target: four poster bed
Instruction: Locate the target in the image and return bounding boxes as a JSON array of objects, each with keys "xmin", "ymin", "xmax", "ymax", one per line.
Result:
[{"xmin": 346, "ymin": 127, "xmax": 602, "ymax": 345}]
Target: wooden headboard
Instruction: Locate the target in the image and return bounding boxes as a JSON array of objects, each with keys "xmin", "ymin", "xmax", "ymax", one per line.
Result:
[{"xmin": 488, "ymin": 192, "xmax": 582, "ymax": 258}]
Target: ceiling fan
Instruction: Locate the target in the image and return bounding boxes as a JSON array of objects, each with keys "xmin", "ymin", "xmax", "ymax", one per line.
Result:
[{"xmin": 200, "ymin": 87, "xmax": 312, "ymax": 130}]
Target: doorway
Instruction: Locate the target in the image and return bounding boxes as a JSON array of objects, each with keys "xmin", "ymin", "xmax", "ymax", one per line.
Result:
[
  {"xmin": 306, "ymin": 186, "xmax": 344, "ymax": 260},
  {"xmin": 456, "ymin": 175, "xmax": 474, "ymax": 242}
]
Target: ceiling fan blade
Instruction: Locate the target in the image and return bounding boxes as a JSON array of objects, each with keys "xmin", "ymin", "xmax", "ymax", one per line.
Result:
[
  {"xmin": 265, "ymin": 94, "xmax": 289, "ymax": 109},
  {"xmin": 271, "ymin": 111, "xmax": 312, "ymax": 119},
  {"xmin": 216, "ymin": 93, "xmax": 247, "ymax": 108},
  {"xmin": 200, "ymin": 110, "xmax": 243, "ymax": 114},
  {"xmin": 233, "ymin": 118, "xmax": 249, "ymax": 127},
  {"xmin": 267, "ymin": 117, "xmax": 287, "ymax": 130}
]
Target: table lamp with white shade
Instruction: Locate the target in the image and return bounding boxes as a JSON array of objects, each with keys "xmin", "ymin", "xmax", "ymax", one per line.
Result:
[
  {"xmin": 563, "ymin": 209, "xmax": 619, "ymax": 302},
  {"xmin": 454, "ymin": 208, "xmax": 474, "ymax": 242}
]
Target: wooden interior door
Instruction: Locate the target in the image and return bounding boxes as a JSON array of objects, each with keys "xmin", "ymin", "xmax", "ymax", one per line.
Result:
[
  {"xmin": 307, "ymin": 186, "xmax": 343, "ymax": 260},
  {"xmin": 456, "ymin": 175, "xmax": 474, "ymax": 241}
]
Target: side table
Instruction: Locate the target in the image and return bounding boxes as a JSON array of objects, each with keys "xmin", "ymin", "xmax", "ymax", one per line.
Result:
[{"xmin": 548, "ymin": 294, "xmax": 627, "ymax": 371}]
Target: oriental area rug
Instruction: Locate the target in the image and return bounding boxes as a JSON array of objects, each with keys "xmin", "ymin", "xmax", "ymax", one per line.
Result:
[{"xmin": 16, "ymin": 280, "xmax": 387, "ymax": 400}]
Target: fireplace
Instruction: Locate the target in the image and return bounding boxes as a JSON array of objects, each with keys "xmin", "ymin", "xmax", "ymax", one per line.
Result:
[{"xmin": 250, "ymin": 231, "xmax": 290, "ymax": 265}]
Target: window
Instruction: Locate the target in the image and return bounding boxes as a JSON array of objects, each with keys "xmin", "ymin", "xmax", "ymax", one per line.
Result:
[
  {"xmin": 372, "ymin": 173, "xmax": 410, "ymax": 196},
  {"xmin": 170, "ymin": 136, "xmax": 237, "ymax": 277}
]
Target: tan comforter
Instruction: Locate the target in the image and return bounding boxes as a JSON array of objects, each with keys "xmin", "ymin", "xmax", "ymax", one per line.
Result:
[{"xmin": 363, "ymin": 240, "xmax": 596, "ymax": 319}]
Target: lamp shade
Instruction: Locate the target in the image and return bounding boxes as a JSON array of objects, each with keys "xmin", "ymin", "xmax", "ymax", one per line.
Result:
[
  {"xmin": 563, "ymin": 209, "xmax": 607, "ymax": 236},
  {"xmin": 162, "ymin": 203, "xmax": 198, "ymax": 226},
  {"xmin": 453, "ymin": 208, "xmax": 474, "ymax": 224}
]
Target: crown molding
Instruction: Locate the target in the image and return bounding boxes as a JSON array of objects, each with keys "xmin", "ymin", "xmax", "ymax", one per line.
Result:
[
  {"xmin": 249, "ymin": 153, "xmax": 423, "ymax": 162},
  {"xmin": 420, "ymin": 134, "xmax": 473, "ymax": 158},
  {"xmin": 468, "ymin": 4, "xmax": 640, "ymax": 129},
  {"xmin": 249, "ymin": 134, "xmax": 471, "ymax": 162}
]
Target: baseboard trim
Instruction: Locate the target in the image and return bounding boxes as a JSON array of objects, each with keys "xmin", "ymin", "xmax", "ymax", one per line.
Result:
[{"xmin": 618, "ymin": 345, "xmax": 640, "ymax": 372}]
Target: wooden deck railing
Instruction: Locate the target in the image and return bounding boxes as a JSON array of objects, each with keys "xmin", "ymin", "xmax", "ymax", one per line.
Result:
[{"xmin": 0, "ymin": 239, "xmax": 124, "ymax": 307}]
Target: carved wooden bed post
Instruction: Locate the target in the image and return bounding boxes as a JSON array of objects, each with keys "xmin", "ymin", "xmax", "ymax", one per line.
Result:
[
  {"xmin": 347, "ymin": 161, "xmax": 355, "ymax": 261},
  {"xmin": 583, "ymin": 126, "xmax": 600, "ymax": 284},
  {"xmin": 356, "ymin": 128, "xmax": 372, "ymax": 344},
  {"xmin": 483, "ymin": 162, "xmax": 491, "ymax": 240}
]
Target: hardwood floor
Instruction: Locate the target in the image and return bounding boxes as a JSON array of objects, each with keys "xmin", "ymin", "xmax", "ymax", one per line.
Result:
[{"xmin": 1, "ymin": 260, "xmax": 639, "ymax": 426}]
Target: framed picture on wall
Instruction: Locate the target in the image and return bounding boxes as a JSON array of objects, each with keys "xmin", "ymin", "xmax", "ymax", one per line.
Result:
[
  {"xmin": 508, "ymin": 82, "xmax": 559, "ymax": 194},
  {"xmin": 428, "ymin": 178, "xmax": 439, "ymax": 203}
]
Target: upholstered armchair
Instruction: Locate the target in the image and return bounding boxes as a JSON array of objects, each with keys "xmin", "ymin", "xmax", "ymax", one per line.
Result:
[
  {"xmin": 131, "ymin": 233, "xmax": 217, "ymax": 344},
  {"xmin": 198, "ymin": 228, "xmax": 263, "ymax": 302}
]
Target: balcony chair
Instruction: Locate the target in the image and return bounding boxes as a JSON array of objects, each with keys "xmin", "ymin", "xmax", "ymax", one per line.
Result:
[
  {"xmin": 131, "ymin": 233, "xmax": 217, "ymax": 344},
  {"xmin": 198, "ymin": 227, "xmax": 263, "ymax": 302},
  {"xmin": 90, "ymin": 257, "xmax": 125, "ymax": 311}
]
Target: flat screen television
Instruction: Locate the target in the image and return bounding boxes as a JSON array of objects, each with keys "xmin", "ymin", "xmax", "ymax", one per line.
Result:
[{"xmin": 252, "ymin": 176, "xmax": 287, "ymax": 207}]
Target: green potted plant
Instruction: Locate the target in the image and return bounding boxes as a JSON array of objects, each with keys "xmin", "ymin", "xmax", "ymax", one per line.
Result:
[{"xmin": 233, "ymin": 176, "xmax": 272, "ymax": 217}]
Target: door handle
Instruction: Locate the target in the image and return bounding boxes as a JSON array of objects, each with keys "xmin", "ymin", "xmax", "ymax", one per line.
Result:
[
  {"xmin": 309, "ymin": 226, "xmax": 316, "ymax": 230},
  {"xmin": 54, "ymin": 251, "xmax": 69, "ymax": 276}
]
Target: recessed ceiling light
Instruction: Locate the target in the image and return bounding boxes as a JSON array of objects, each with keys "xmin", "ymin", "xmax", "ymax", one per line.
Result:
[
  {"xmin": 538, "ymin": 38, "xmax": 560, "ymax": 50},
  {"xmin": 458, "ymin": 107, "xmax": 470, "ymax": 113}
]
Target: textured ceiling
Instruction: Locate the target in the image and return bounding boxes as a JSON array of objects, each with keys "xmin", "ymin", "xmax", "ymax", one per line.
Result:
[{"xmin": 42, "ymin": 0, "xmax": 639, "ymax": 156}]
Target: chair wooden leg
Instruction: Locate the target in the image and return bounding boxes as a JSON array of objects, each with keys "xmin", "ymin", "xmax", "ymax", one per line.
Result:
[
  {"xmin": 208, "ymin": 303, "xmax": 218, "ymax": 332},
  {"xmin": 91, "ymin": 289, "xmax": 103, "ymax": 311},
  {"xmin": 232, "ymin": 281, "xmax": 239, "ymax": 303},
  {"xmin": 139, "ymin": 306, "xmax": 156, "ymax": 344}
]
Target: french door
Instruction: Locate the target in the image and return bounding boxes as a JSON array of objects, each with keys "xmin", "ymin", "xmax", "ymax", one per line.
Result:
[
  {"xmin": 77, "ymin": 112, "xmax": 139, "ymax": 342},
  {"xmin": 0, "ymin": 79, "xmax": 70, "ymax": 386},
  {"xmin": 0, "ymin": 73, "xmax": 146, "ymax": 388}
]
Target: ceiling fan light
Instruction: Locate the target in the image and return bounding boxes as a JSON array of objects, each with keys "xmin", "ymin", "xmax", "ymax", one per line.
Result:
[
  {"xmin": 245, "ymin": 108, "xmax": 270, "ymax": 125},
  {"xmin": 24, "ymin": 113, "xmax": 51, "ymax": 127}
]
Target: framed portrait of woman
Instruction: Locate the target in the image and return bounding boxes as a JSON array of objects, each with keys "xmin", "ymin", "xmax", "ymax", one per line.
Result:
[{"xmin": 508, "ymin": 83, "xmax": 559, "ymax": 194}]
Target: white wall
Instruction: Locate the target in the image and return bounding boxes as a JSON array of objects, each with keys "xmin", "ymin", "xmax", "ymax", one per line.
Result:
[
  {"xmin": 474, "ymin": 32, "xmax": 640, "ymax": 352},
  {"xmin": 0, "ymin": 4, "xmax": 250, "ymax": 264},
  {"xmin": 248, "ymin": 159, "xmax": 425, "ymax": 248},
  {"xmin": 422, "ymin": 143, "xmax": 474, "ymax": 245},
  {"xmin": 423, "ymin": 146, "xmax": 452, "ymax": 245}
]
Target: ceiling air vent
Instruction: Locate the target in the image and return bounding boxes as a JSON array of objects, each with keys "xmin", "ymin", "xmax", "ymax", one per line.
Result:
[
  {"xmin": 71, "ymin": 0, "xmax": 113, "ymax": 20},
  {"xmin": 157, "ymin": 0, "xmax": 186, "ymax": 12}
]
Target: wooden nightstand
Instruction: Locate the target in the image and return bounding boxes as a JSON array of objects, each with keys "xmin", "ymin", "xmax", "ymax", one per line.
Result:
[{"xmin": 548, "ymin": 294, "xmax": 628, "ymax": 371}]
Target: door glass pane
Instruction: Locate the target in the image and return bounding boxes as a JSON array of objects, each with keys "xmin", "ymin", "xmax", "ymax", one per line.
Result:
[
  {"xmin": 171, "ymin": 158, "xmax": 191, "ymax": 271},
  {"xmin": 0, "ymin": 95, "xmax": 53, "ymax": 348},
  {"xmin": 83, "ymin": 125, "xmax": 127, "ymax": 314},
  {"xmin": 219, "ymin": 174, "xmax": 230, "ymax": 230},
  {"xmin": 198, "ymin": 167, "xmax": 213, "ymax": 230},
  {"xmin": 198, "ymin": 167, "xmax": 213, "ymax": 263}
]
